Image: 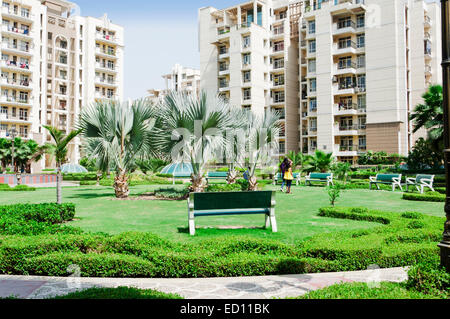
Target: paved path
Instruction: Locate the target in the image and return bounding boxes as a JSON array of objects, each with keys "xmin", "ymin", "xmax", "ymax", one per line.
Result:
[{"xmin": 0, "ymin": 267, "xmax": 408, "ymax": 299}]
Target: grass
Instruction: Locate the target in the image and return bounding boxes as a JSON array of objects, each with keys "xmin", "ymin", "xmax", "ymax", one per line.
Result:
[
  {"xmin": 52, "ymin": 287, "xmax": 183, "ymax": 299},
  {"xmin": 295, "ymin": 282, "xmax": 445, "ymax": 299},
  {"xmin": 0, "ymin": 184, "xmax": 444, "ymax": 245}
]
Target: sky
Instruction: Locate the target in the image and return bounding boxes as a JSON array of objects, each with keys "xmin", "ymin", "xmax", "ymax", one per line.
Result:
[
  {"xmin": 72, "ymin": 0, "xmax": 247, "ymax": 100},
  {"xmin": 73, "ymin": 0, "xmax": 440, "ymax": 100}
]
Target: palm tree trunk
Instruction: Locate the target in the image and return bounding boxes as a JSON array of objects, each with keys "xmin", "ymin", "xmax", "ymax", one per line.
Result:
[
  {"xmin": 114, "ymin": 170, "xmax": 129, "ymax": 198},
  {"xmin": 248, "ymin": 176, "xmax": 258, "ymax": 191},
  {"xmin": 227, "ymin": 169, "xmax": 238, "ymax": 184},
  {"xmin": 57, "ymin": 166, "xmax": 62, "ymax": 204},
  {"xmin": 190, "ymin": 174, "xmax": 205, "ymax": 193}
]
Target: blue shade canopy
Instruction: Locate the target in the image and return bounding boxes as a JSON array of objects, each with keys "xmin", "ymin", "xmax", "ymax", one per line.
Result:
[
  {"xmin": 61, "ymin": 164, "xmax": 88, "ymax": 174},
  {"xmin": 160, "ymin": 163, "xmax": 193, "ymax": 176}
]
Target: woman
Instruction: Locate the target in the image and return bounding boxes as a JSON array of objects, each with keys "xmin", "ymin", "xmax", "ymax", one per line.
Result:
[
  {"xmin": 284, "ymin": 160, "xmax": 294, "ymax": 194},
  {"xmin": 279, "ymin": 158, "xmax": 289, "ymax": 192}
]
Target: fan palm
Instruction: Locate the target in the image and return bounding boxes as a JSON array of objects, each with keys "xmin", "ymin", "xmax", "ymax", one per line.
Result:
[
  {"xmin": 410, "ymin": 85, "xmax": 443, "ymax": 150},
  {"xmin": 246, "ymin": 109, "xmax": 281, "ymax": 191},
  {"xmin": 79, "ymin": 99, "xmax": 157, "ymax": 198},
  {"xmin": 154, "ymin": 91, "xmax": 239, "ymax": 192},
  {"xmin": 305, "ymin": 150, "xmax": 334, "ymax": 173},
  {"xmin": 43, "ymin": 126, "xmax": 82, "ymax": 204}
]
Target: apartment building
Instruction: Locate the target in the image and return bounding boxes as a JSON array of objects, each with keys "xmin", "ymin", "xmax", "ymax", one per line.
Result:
[
  {"xmin": 0, "ymin": 0, "xmax": 124, "ymax": 171},
  {"xmin": 199, "ymin": 0, "xmax": 441, "ymax": 163},
  {"xmin": 148, "ymin": 64, "xmax": 201, "ymax": 104}
]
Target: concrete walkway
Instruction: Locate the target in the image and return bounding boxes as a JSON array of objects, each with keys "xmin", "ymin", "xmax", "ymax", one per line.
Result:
[{"xmin": 0, "ymin": 267, "xmax": 408, "ymax": 299}]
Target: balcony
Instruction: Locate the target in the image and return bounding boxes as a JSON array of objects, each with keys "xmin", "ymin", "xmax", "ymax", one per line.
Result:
[
  {"xmin": 334, "ymin": 103, "xmax": 358, "ymax": 115},
  {"xmin": 272, "ymin": 26, "xmax": 285, "ymax": 39},
  {"xmin": 95, "ymin": 63, "xmax": 117, "ymax": 73},
  {"xmin": 1, "ymin": 7, "xmax": 34, "ymax": 23},
  {"xmin": 1, "ymin": 42, "xmax": 31, "ymax": 56},
  {"xmin": 335, "ymin": 61, "xmax": 357, "ymax": 75},
  {"xmin": 425, "ymin": 65, "xmax": 432, "ymax": 76},
  {"xmin": 218, "ymin": 64, "xmax": 229, "ymax": 75},
  {"xmin": 334, "ymin": 124, "xmax": 366, "ymax": 136},
  {"xmin": 95, "ymin": 47, "xmax": 117, "ymax": 58},
  {"xmin": 271, "ymin": 60, "xmax": 285, "ymax": 71},
  {"xmin": 95, "ymin": 92, "xmax": 117, "ymax": 100},
  {"xmin": 95, "ymin": 77, "xmax": 117, "ymax": 87},
  {"xmin": 0, "ymin": 112, "xmax": 32, "ymax": 123},
  {"xmin": 0, "ymin": 95, "xmax": 32, "ymax": 106},
  {"xmin": 334, "ymin": 145, "xmax": 359, "ymax": 157},
  {"xmin": 333, "ymin": 20, "xmax": 356, "ymax": 36},
  {"xmin": 218, "ymin": 81, "xmax": 229, "ymax": 92},
  {"xmin": 333, "ymin": 41, "xmax": 357, "ymax": 56},
  {"xmin": 1, "ymin": 25, "xmax": 32, "ymax": 40},
  {"xmin": 96, "ymin": 32, "xmax": 119, "ymax": 44},
  {"xmin": 0, "ymin": 60, "xmax": 32, "ymax": 72},
  {"xmin": 0, "ymin": 77, "xmax": 32, "ymax": 89},
  {"xmin": 272, "ymin": 77, "xmax": 285, "ymax": 87},
  {"xmin": 271, "ymin": 43, "xmax": 285, "ymax": 56},
  {"xmin": 271, "ymin": 97, "xmax": 285, "ymax": 106}
]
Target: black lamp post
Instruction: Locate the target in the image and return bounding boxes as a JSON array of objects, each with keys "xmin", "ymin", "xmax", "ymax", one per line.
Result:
[
  {"xmin": 439, "ymin": 0, "xmax": 450, "ymax": 272},
  {"xmin": 6, "ymin": 128, "xmax": 17, "ymax": 173}
]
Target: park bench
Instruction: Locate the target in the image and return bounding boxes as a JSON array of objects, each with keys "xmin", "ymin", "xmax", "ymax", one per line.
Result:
[
  {"xmin": 187, "ymin": 191, "xmax": 277, "ymax": 236},
  {"xmin": 273, "ymin": 173, "xmax": 301, "ymax": 186},
  {"xmin": 406, "ymin": 174, "xmax": 435, "ymax": 194},
  {"xmin": 305, "ymin": 173, "xmax": 334, "ymax": 187},
  {"xmin": 369, "ymin": 174, "xmax": 403, "ymax": 192},
  {"xmin": 205, "ymin": 172, "xmax": 229, "ymax": 184}
]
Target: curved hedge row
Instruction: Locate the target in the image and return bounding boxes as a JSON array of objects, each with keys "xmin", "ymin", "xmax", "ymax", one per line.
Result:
[{"xmin": 0, "ymin": 203, "xmax": 445, "ymax": 278}]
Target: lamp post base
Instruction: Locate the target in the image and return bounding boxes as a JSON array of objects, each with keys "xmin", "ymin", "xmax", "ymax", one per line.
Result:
[{"xmin": 438, "ymin": 242, "xmax": 450, "ymax": 272}]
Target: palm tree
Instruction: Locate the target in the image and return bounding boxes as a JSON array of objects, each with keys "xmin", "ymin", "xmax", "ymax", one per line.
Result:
[
  {"xmin": 305, "ymin": 150, "xmax": 334, "ymax": 173},
  {"xmin": 225, "ymin": 109, "xmax": 248, "ymax": 184},
  {"xmin": 154, "ymin": 91, "xmax": 239, "ymax": 192},
  {"xmin": 410, "ymin": 85, "xmax": 443, "ymax": 149},
  {"xmin": 79, "ymin": 99, "xmax": 157, "ymax": 199},
  {"xmin": 332, "ymin": 162, "xmax": 352, "ymax": 185},
  {"xmin": 43, "ymin": 126, "xmax": 82, "ymax": 204},
  {"xmin": 246, "ymin": 109, "xmax": 281, "ymax": 191}
]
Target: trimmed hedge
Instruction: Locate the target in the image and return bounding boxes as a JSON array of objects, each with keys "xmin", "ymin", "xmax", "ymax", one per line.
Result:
[
  {"xmin": 53, "ymin": 287, "xmax": 183, "ymax": 299},
  {"xmin": 0, "ymin": 204, "xmax": 445, "ymax": 278},
  {"xmin": 0, "ymin": 185, "xmax": 36, "ymax": 192},
  {"xmin": 403, "ymin": 193, "xmax": 445, "ymax": 202}
]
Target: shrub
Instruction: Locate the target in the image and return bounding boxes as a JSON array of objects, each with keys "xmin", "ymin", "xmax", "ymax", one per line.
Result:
[
  {"xmin": 406, "ymin": 260, "xmax": 450, "ymax": 296},
  {"xmin": 401, "ymin": 212, "xmax": 423, "ymax": 220},
  {"xmin": 407, "ymin": 221, "xmax": 426, "ymax": 229},
  {"xmin": 153, "ymin": 187, "xmax": 189, "ymax": 199},
  {"xmin": 206, "ymin": 183, "xmax": 242, "ymax": 193},
  {"xmin": 402, "ymin": 193, "xmax": 445, "ymax": 202},
  {"xmin": 327, "ymin": 184, "xmax": 342, "ymax": 207}
]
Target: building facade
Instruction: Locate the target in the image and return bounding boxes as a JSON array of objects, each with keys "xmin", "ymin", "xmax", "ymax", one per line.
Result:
[
  {"xmin": 0, "ymin": 0, "xmax": 124, "ymax": 172},
  {"xmin": 148, "ymin": 64, "xmax": 201, "ymax": 104},
  {"xmin": 199, "ymin": 0, "xmax": 442, "ymax": 163}
]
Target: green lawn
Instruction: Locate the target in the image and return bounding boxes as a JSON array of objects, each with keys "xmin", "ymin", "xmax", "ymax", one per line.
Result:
[{"xmin": 0, "ymin": 184, "xmax": 444, "ymax": 245}]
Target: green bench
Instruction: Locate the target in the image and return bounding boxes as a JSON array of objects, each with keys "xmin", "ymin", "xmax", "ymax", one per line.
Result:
[
  {"xmin": 406, "ymin": 174, "xmax": 435, "ymax": 194},
  {"xmin": 305, "ymin": 173, "xmax": 334, "ymax": 187},
  {"xmin": 187, "ymin": 191, "xmax": 277, "ymax": 236},
  {"xmin": 273, "ymin": 173, "xmax": 301, "ymax": 186},
  {"xmin": 370, "ymin": 174, "xmax": 403, "ymax": 192},
  {"xmin": 206, "ymin": 172, "xmax": 229, "ymax": 183}
]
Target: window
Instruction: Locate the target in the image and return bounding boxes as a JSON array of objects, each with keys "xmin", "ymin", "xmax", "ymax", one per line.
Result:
[
  {"xmin": 243, "ymin": 88, "xmax": 251, "ymax": 100},
  {"xmin": 357, "ymin": 75, "xmax": 366, "ymax": 91},
  {"xmin": 357, "ymin": 34, "xmax": 365, "ymax": 48},
  {"xmin": 308, "ymin": 59, "xmax": 316, "ymax": 73},
  {"xmin": 337, "ymin": 17, "xmax": 353, "ymax": 29},
  {"xmin": 358, "ymin": 116, "xmax": 367, "ymax": 129},
  {"xmin": 243, "ymin": 35, "xmax": 250, "ymax": 48},
  {"xmin": 309, "ymin": 98, "xmax": 317, "ymax": 112},
  {"xmin": 243, "ymin": 53, "xmax": 251, "ymax": 65},
  {"xmin": 309, "ymin": 118, "xmax": 317, "ymax": 131},
  {"xmin": 357, "ymin": 14, "xmax": 365, "ymax": 28},
  {"xmin": 273, "ymin": 90, "xmax": 285, "ymax": 103},
  {"xmin": 357, "ymin": 94, "xmax": 366, "ymax": 111},
  {"xmin": 243, "ymin": 71, "xmax": 251, "ymax": 83},
  {"xmin": 308, "ymin": 20, "xmax": 316, "ymax": 34},
  {"xmin": 309, "ymin": 40, "xmax": 316, "ymax": 53},
  {"xmin": 273, "ymin": 58, "xmax": 284, "ymax": 69},
  {"xmin": 338, "ymin": 37, "xmax": 353, "ymax": 49},
  {"xmin": 357, "ymin": 54, "xmax": 366, "ymax": 68},
  {"xmin": 309, "ymin": 78, "xmax": 317, "ymax": 92},
  {"xmin": 273, "ymin": 41, "xmax": 284, "ymax": 52},
  {"xmin": 359, "ymin": 136, "xmax": 367, "ymax": 150}
]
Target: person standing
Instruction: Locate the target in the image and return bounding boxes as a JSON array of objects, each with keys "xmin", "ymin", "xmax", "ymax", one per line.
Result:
[
  {"xmin": 279, "ymin": 158, "xmax": 289, "ymax": 192},
  {"xmin": 284, "ymin": 160, "xmax": 294, "ymax": 194}
]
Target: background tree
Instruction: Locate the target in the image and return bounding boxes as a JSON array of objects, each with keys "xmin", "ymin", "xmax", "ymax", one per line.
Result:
[
  {"xmin": 155, "ymin": 92, "xmax": 238, "ymax": 192},
  {"xmin": 305, "ymin": 150, "xmax": 334, "ymax": 173},
  {"xmin": 410, "ymin": 84, "xmax": 443, "ymax": 150},
  {"xmin": 79, "ymin": 99, "xmax": 157, "ymax": 199},
  {"xmin": 407, "ymin": 138, "xmax": 443, "ymax": 171},
  {"xmin": 44, "ymin": 126, "xmax": 82, "ymax": 204},
  {"xmin": 332, "ymin": 162, "xmax": 352, "ymax": 185},
  {"xmin": 246, "ymin": 109, "xmax": 281, "ymax": 191}
]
